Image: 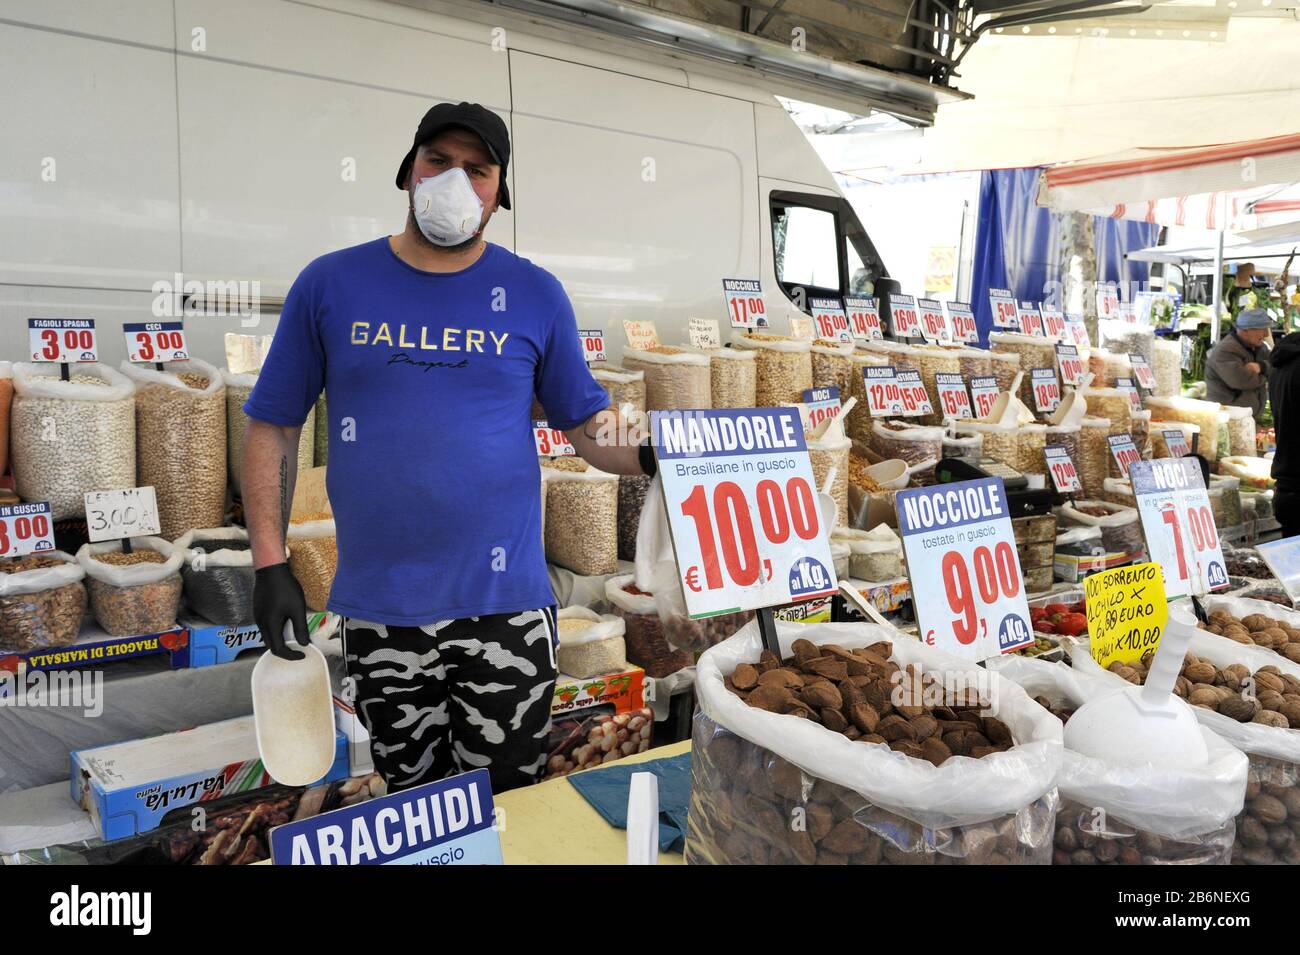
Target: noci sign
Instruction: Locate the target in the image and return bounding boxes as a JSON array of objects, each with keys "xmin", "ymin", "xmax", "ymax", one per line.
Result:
[
  {"xmin": 895, "ymin": 477, "xmax": 1033, "ymax": 661},
  {"xmin": 651, "ymin": 408, "xmax": 838, "ymax": 619}
]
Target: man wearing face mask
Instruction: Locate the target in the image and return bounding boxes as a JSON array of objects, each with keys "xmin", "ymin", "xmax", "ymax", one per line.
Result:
[{"xmin": 240, "ymin": 103, "xmax": 652, "ymax": 794}]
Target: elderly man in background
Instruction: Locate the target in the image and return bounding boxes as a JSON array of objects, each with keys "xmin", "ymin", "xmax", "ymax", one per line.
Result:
[{"xmin": 1206, "ymin": 308, "xmax": 1272, "ymax": 421}]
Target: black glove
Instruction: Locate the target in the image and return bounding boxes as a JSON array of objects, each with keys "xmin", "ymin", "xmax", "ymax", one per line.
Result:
[
  {"xmin": 638, "ymin": 438, "xmax": 657, "ymax": 478},
  {"xmin": 254, "ymin": 562, "xmax": 311, "ymax": 660}
]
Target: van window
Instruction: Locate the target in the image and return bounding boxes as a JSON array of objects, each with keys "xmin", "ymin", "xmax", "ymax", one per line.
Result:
[{"xmin": 771, "ymin": 191, "xmax": 887, "ymax": 308}]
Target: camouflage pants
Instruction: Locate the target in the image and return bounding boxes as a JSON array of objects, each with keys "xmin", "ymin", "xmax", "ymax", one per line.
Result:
[{"xmin": 342, "ymin": 608, "xmax": 558, "ymax": 795}]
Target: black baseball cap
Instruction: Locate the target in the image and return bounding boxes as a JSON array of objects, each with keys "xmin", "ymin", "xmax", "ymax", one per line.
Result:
[{"xmin": 395, "ymin": 102, "xmax": 511, "ymax": 210}]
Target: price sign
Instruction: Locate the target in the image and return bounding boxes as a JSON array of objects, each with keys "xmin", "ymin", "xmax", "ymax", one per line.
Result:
[
  {"xmin": 1254, "ymin": 537, "xmax": 1300, "ymax": 605},
  {"xmin": 1107, "ymin": 433, "xmax": 1141, "ymax": 478},
  {"xmin": 1040, "ymin": 304, "xmax": 1066, "ymax": 339},
  {"xmin": 809, "ymin": 297, "xmax": 851, "ymax": 343},
  {"xmin": 1117, "ymin": 303, "xmax": 1138, "ymax": 325},
  {"xmin": 1129, "ymin": 458, "xmax": 1229, "ymax": 598},
  {"xmin": 723, "ymin": 279, "xmax": 766, "ymax": 329},
  {"xmin": 945, "ymin": 301, "xmax": 978, "ymax": 344},
  {"xmin": 801, "ymin": 386, "xmax": 842, "ymax": 433},
  {"xmin": 989, "ymin": 289, "xmax": 1020, "ymax": 331},
  {"xmin": 1055, "ymin": 343, "xmax": 1085, "ymax": 386},
  {"xmin": 1017, "ymin": 303, "xmax": 1045, "ymax": 337},
  {"xmin": 0, "ymin": 502, "xmax": 55, "ymax": 558},
  {"xmin": 843, "ymin": 296, "xmax": 883, "ymax": 342},
  {"xmin": 969, "ymin": 376, "xmax": 1000, "ymax": 419},
  {"xmin": 917, "ymin": 298, "xmax": 950, "ymax": 344},
  {"xmin": 1129, "ymin": 354, "xmax": 1155, "ymax": 390},
  {"xmin": 1096, "ymin": 284, "xmax": 1119, "ymax": 319},
  {"xmin": 28, "ymin": 318, "xmax": 98, "ymax": 363},
  {"xmin": 789, "ymin": 316, "xmax": 814, "ymax": 340},
  {"xmin": 864, "ymin": 365, "xmax": 904, "ymax": 417},
  {"xmin": 895, "ymin": 370, "xmax": 933, "ymax": 417},
  {"xmin": 533, "ymin": 421, "xmax": 576, "ymax": 457},
  {"xmin": 889, "ymin": 294, "xmax": 920, "ymax": 339},
  {"xmin": 622, "ymin": 320, "xmax": 660, "ymax": 351},
  {"xmin": 124, "ymin": 321, "xmax": 189, "ymax": 362},
  {"xmin": 1084, "ymin": 563, "xmax": 1168, "ymax": 670},
  {"xmin": 935, "ymin": 372, "xmax": 972, "ymax": 419},
  {"xmin": 1115, "ymin": 377, "xmax": 1143, "ymax": 412},
  {"xmin": 1044, "ymin": 445, "xmax": 1082, "ymax": 494},
  {"xmin": 1065, "ymin": 313, "xmax": 1090, "ymax": 348},
  {"xmin": 84, "ymin": 487, "xmax": 162, "ymax": 543},
  {"xmin": 271, "ymin": 769, "xmax": 502, "ymax": 865},
  {"xmin": 652, "ymin": 408, "xmax": 838, "ymax": 617},
  {"xmin": 1030, "ymin": 368, "xmax": 1060, "ymax": 413},
  {"xmin": 687, "ymin": 318, "xmax": 720, "ymax": 349},
  {"xmin": 895, "ymin": 477, "xmax": 1034, "ymax": 660},
  {"xmin": 1161, "ymin": 429, "xmax": 1190, "ymax": 458},
  {"xmin": 579, "ymin": 328, "xmax": 607, "ymax": 363}
]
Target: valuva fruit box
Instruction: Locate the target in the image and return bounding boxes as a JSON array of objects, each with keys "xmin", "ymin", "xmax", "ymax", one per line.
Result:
[
  {"xmin": 184, "ymin": 611, "xmax": 339, "ymax": 668},
  {"xmin": 72, "ymin": 715, "xmax": 348, "ymax": 841}
]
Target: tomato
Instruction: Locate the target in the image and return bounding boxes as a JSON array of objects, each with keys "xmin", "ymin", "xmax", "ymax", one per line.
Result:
[
  {"xmin": 1056, "ymin": 613, "xmax": 1088, "ymax": 637},
  {"xmin": 1044, "ymin": 603, "xmax": 1070, "ymax": 616},
  {"xmin": 1034, "ymin": 620, "xmax": 1057, "ymax": 634}
]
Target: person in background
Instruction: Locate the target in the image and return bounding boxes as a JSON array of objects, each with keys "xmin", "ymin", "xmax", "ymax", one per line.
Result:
[
  {"xmin": 1205, "ymin": 308, "xmax": 1271, "ymax": 421},
  {"xmin": 1225, "ymin": 262, "xmax": 1258, "ymax": 322},
  {"xmin": 1270, "ymin": 329, "xmax": 1300, "ymax": 538}
]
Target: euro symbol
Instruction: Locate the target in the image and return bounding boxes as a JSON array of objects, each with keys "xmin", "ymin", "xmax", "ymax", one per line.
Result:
[
  {"xmin": 685, "ymin": 566, "xmax": 701, "ymax": 592},
  {"xmin": 925, "ymin": 629, "xmax": 935, "ymax": 646},
  {"xmin": 763, "ymin": 559, "xmax": 772, "ymax": 582}
]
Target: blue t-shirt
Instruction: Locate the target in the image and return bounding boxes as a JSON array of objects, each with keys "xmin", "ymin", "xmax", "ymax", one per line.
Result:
[{"xmin": 244, "ymin": 238, "xmax": 610, "ymax": 625}]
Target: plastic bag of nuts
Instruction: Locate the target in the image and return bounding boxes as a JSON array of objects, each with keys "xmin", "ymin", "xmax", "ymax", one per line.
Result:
[
  {"xmin": 542, "ymin": 461, "xmax": 619, "ymax": 576},
  {"xmin": 591, "ymin": 366, "xmax": 646, "ymax": 416},
  {"xmin": 223, "ymin": 370, "xmax": 316, "ymax": 491},
  {"xmin": 10, "ymin": 363, "xmax": 137, "ymax": 520},
  {"xmin": 621, "ymin": 346, "xmax": 710, "ymax": 411},
  {"xmin": 685, "ymin": 621, "xmax": 1063, "ymax": 864},
  {"xmin": 76, "ymin": 537, "xmax": 183, "ymax": 637},
  {"xmin": 604, "ymin": 575, "xmax": 694, "ymax": 677},
  {"xmin": 810, "ymin": 339, "xmax": 855, "ymax": 396},
  {"xmin": 807, "ymin": 431, "xmax": 850, "ymax": 528},
  {"xmin": 701, "ymin": 347, "xmax": 757, "ymax": 409},
  {"xmin": 1073, "ymin": 626, "xmax": 1300, "ymax": 864},
  {"xmin": 732, "ymin": 334, "xmax": 813, "ymax": 406},
  {"xmin": 990, "ymin": 654, "xmax": 1246, "ymax": 865},
  {"xmin": 544, "ymin": 706, "xmax": 653, "ymax": 780},
  {"xmin": 617, "ymin": 474, "xmax": 652, "ymax": 562},
  {"xmin": 1199, "ymin": 594, "xmax": 1300, "ymax": 662},
  {"xmin": 554, "ymin": 606, "xmax": 627, "ymax": 680},
  {"xmin": 120, "ymin": 359, "xmax": 227, "ymax": 540},
  {"xmin": 287, "ymin": 515, "xmax": 338, "ymax": 612},
  {"xmin": 0, "ymin": 552, "xmax": 87, "ymax": 652},
  {"xmin": 175, "ymin": 526, "xmax": 265, "ymax": 626}
]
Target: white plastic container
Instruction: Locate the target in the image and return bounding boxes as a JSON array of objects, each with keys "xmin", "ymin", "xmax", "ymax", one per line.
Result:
[{"xmin": 251, "ymin": 629, "xmax": 337, "ymax": 786}]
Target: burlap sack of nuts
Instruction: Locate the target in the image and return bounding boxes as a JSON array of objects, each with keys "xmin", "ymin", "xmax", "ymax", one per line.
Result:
[
  {"xmin": 731, "ymin": 334, "xmax": 812, "ymax": 407},
  {"xmin": 10, "ymin": 363, "xmax": 137, "ymax": 520},
  {"xmin": 222, "ymin": 370, "xmax": 316, "ymax": 491},
  {"xmin": 542, "ymin": 461, "xmax": 619, "ymax": 576},
  {"xmin": 120, "ymin": 359, "xmax": 227, "ymax": 540},
  {"xmin": 287, "ymin": 516, "xmax": 338, "ymax": 612},
  {"xmin": 76, "ymin": 537, "xmax": 183, "ymax": 637},
  {"xmin": 1073, "ymin": 623, "xmax": 1300, "ymax": 864},
  {"xmin": 621, "ymin": 346, "xmax": 711, "ymax": 411},
  {"xmin": 686, "ymin": 621, "xmax": 1063, "ymax": 864},
  {"xmin": 991, "ymin": 654, "xmax": 1247, "ymax": 865},
  {"xmin": 0, "ymin": 552, "xmax": 86, "ymax": 652}
]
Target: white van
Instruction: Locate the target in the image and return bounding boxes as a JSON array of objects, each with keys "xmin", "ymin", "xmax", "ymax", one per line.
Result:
[{"xmin": 0, "ymin": 0, "xmax": 891, "ymax": 362}]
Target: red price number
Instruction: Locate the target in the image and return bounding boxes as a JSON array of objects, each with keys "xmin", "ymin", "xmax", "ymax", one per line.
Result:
[
  {"xmin": 993, "ymin": 299, "xmax": 1018, "ymax": 329},
  {"xmin": 133, "ymin": 330, "xmax": 186, "ymax": 361},
  {"xmin": 1059, "ymin": 357, "xmax": 1083, "ymax": 385},
  {"xmin": 941, "ymin": 542, "xmax": 1021, "ymax": 646},
  {"xmin": 680, "ymin": 477, "xmax": 818, "ymax": 590},
  {"xmin": 1042, "ymin": 311, "xmax": 1066, "ymax": 338},
  {"xmin": 806, "ymin": 404, "xmax": 840, "ymax": 430},
  {"xmin": 894, "ymin": 308, "xmax": 918, "ymax": 336},
  {"xmin": 1050, "ymin": 460, "xmax": 1078, "ymax": 491},
  {"xmin": 1114, "ymin": 447, "xmax": 1141, "ymax": 477},
  {"xmin": 1034, "ymin": 381, "xmax": 1060, "ymax": 412},
  {"xmin": 920, "ymin": 309, "xmax": 946, "ymax": 339},
  {"xmin": 1160, "ymin": 503, "xmax": 1219, "ymax": 583},
  {"xmin": 849, "ymin": 308, "xmax": 880, "ymax": 340},
  {"xmin": 950, "ymin": 311, "xmax": 977, "ymax": 342},
  {"xmin": 535, "ymin": 427, "xmax": 574, "ymax": 457},
  {"xmin": 815, "ymin": 312, "xmax": 838, "ymax": 339},
  {"xmin": 0, "ymin": 513, "xmax": 52, "ymax": 556},
  {"xmin": 39, "ymin": 328, "xmax": 95, "ymax": 361},
  {"xmin": 581, "ymin": 333, "xmax": 606, "ymax": 361},
  {"xmin": 973, "ymin": 389, "xmax": 997, "ymax": 419},
  {"xmin": 940, "ymin": 387, "xmax": 971, "ymax": 418},
  {"xmin": 869, "ymin": 382, "xmax": 903, "ymax": 413},
  {"xmin": 729, "ymin": 296, "xmax": 766, "ymax": 327}
]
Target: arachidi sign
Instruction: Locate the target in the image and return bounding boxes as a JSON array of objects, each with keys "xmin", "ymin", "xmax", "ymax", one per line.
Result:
[
  {"xmin": 1055, "ymin": 343, "xmax": 1085, "ymax": 386},
  {"xmin": 917, "ymin": 298, "xmax": 949, "ymax": 344},
  {"xmin": 843, "ymin": 296, "xmax": 883, "ymax": 341},
  {"xmin": 945, "ymin": 301, "xmax": 978, "ymax": 344},
  {"xmin": 271, "ymin": 769, "xmax": 502, "ymax": 865},
  {"xmin": 934, "ymin": 372, "xmax": 972, "ymax": 420},
  {"xmin": 652, "ymin": 408, "xmax": 838, "ymax": 618},
  {"xmin": 809, "ymin": 297, "xmax": 851, "ymax": 343},
  {"xmin": 723, "ymin": 279, "xmax": 766, "ymax": 329},
  {"xmin": 988, "ymin": 289, "xmax": 1020, "ymax": 331},
  {"xmin": 1017, "ymin": 303, "xmax": 1044, "ymax": 338},
  {"xmin": 895, "ymin": 477, "xmax": 1034, "ymax": 661},
  {"xmin": 1129, "ymin": 458, "xmax": 1228, "ymax": 598},
  {"xmin": 28, "ymin": 318, "xmax": 98, "ymax": 363},
  {"xmin": 864, "ymin": 365, "xmax": 904, "ymax": 417},
  {"xmin": 579, "ymin": 328, "xmax": 607, "ymax": 363},
  {"xmin": 889, "ymin": 294, "xmax": 920, "ymax": 339}
]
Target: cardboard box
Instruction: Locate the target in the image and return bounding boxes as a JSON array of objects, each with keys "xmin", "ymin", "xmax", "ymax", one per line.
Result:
[
  {"xmin": 72, "ymin": 715, "xmax": 348, "ymax": 841},
  {"xmin": 551, "ymin": 664, "xmax": 645, "ymax": 716},
  {"xmin": 1053, "ymin": 549, "xmax": 1144, "ymax": 583},
  {"xmin": 0, "ymin": 624, "xmax": 188, "ymax": 682},
  {"xmin": 185, "ymin": 611, "xmax": 339, "ymax": 668}
]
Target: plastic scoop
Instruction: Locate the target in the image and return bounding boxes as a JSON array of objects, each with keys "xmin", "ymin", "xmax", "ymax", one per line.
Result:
[
  {"xmin": 1048, "ymin": 373, "xmax": 1093, "ymax": 426},
  {"xmin": 626, "ymin": 771, "xmax": 660, "ymax": 866},
  {"xmin": 904, "ymin": 457, "xmax": 938, "ymax": 479},
  {"xmin": 1063, "ymin": 609, "xmax": 1209, "ymax": 769},
  {"xmin": 818, "ymin": 468, "xmax": 838, "ymax": 529},
  {"xmin": 811, "ymin": 397, "xmax": 856, "ymax": 441},
  {"xmin": 251, "ymin": 622, "xmax": 338, "ymax": 786},
  {"xmin": 837, "ymin": 579, "xmax": 894, "ymax": 629},
  {"xmin": 864, "ymin": 459, "xmax": 909, "ymax": 490}
]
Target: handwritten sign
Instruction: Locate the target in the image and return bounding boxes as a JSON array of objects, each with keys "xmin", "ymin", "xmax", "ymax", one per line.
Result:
[
  {"xmin": 622, "ymin": 320, "xmax": 659, "ymax": 351},
  {"xmin": 84, "ymin": 487, "xmax": 162, "ymax": 543},
  {"xmin": 1084, "ymin": 562, "xmax": 1168, "ymax": 669},
  {"xmin": 688, "ymin": 318, "xmax": 720, "ymax": 349}
]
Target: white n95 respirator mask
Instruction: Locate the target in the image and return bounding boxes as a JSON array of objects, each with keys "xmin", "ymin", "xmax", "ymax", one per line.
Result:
[{"xmin": 412, "ymin": 167, "xmax": 484, "ymax": 246}]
